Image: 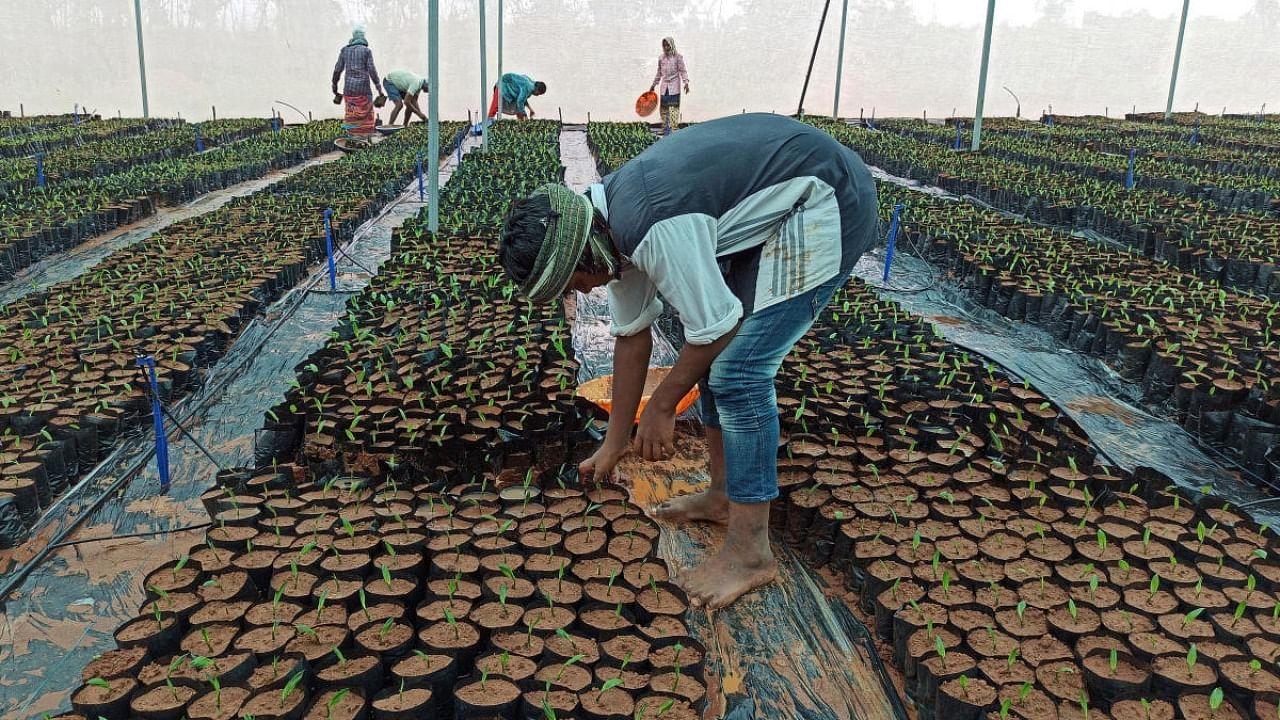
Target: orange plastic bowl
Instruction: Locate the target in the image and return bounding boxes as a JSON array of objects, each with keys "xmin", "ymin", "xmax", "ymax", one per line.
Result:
[
  {"xmin": 635, "ymin": 91, "xmax": 659, "ymax": 118},
  {"xmin": 577, "ymin": 367, "xmax": 700, "ymax": 424}
]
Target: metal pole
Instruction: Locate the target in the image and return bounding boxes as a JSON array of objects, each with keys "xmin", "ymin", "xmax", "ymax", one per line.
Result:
[
  {"xmin": 480, "ymin": 0, "xmax": 488, "ymax": 150},
  {"xmin": 971, "ymin": 0, "xmax": 996, "ymax": 151},
  {"xmin": 1002, "ymin": 86, "xmax": 1019, "ymax": 118},
  {"xmin": 428, "ymin": 0, "xmax": 441, "ymax": 233},
  {"xmin": 832, "ymin": 0, "xmax": 849, "ymax": 119},
  {"xmin": 796, "ymin": 0, "xmax": 833, "ymax": 116},
  {"xmin": 1165, "ymin": 0, "xmax": 1190, "ymax": 121},
  {"xmin": 497, "ymin": 0, "xmax": 504, "ymax": 121},
  {"xmin": 133, "ymin": 0, "xmax": 150, "ymax": 118}
]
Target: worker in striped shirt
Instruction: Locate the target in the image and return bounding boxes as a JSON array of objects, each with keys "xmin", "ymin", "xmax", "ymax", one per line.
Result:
[{"xmin": 331, "ymin": 26, "xmax": 384, "ymax": 142}]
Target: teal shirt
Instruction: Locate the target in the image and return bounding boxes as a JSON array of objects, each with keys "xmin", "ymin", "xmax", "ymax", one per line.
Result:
[{"xmin": 499, "ymin": 73, "xmax": 537, "ymax": 111}]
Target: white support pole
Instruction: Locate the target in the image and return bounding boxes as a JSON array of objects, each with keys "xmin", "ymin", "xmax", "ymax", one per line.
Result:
[
  {"xmin": 832, "ymin": 0, "xmax": 849, "ymax": 120},
  {"xmin": 480, "ymin": 0, "xmax": 489, "ymax": 150},
  {"xmin": 497, "ymin": 0, "xmax": 504, "ymax": 122},
  {"xmin": 1165, "ymin": 0, "xmax": 1190, "ymax": 121},
  {"xmin": 133, "ymin": 0, "xmax": 150, "ymax": 117},
  {"xmin": 428, "ymin": 0, "xmax": 440, "ymax": 233},
  {"xmin": 971, "ymin": 0, "xmax": 996, "ymax": 151}
]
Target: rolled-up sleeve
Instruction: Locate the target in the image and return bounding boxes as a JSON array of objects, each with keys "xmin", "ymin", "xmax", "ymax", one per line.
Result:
[
  {"xmin": 631, "ymin": 214, "xmax": 742, "ymax": 345},
  {"xmin": 607, "ymin": 270, "xmax": 664, "ymax": 337}
]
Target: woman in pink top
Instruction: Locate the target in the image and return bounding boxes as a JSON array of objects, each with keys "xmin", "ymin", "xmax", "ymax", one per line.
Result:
[{"xmin": 649, "ymin": 37, "xmax": 690, "ymax": 135}]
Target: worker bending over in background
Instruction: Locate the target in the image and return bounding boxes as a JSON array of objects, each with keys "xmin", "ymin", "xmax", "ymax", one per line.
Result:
[
  {"xmin": 487, "ymin": 73, "xmax": 547, "ymax": 120},
  {"xmin": 498, "ymin": 114, "xmax": 880, "ymax": 610},
  {"xmin": 384, "ymin": 70, "xmax": 428, "ymax": 127}
]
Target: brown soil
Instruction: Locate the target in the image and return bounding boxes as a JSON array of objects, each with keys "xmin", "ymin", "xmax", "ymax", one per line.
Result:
[
  {"xmin": 130, "ymin": 684, "xmax": 197, "ymax": 714},
  {"xmin": 286, "ymin": 623, "xmax": 350, "ymax": 662},
  {"xmin": 524, "ymin": 552, "xmax": 573, "ymax": 576},
  {"xmin": 648, "ymin": 672, "xmax": 706, "ymax": 705},
  {"xmin": 535, "ymin": 663, "xmax": 594, "ymax": 693},
  {"xmin": 294, "ymin": 603, "xmax": 349, "ymax": 628},
  {"xmin": 1177, "ymin": 693, "xmax": 1245, "ymax": 720},
  {"xmin": 1082, "ymin": 651, "xmax": 1148, "ymax": 684},
  {"xmin": 476, "ymin": 651, "xmax": 538, "ymax": 681},
  {"xmin": 940, "ymin": 675, "xmax": 998, "ymax": 708},
  {"xmin": 544, "ymin": 632, "xmax": 602, "ymax": 665},
  {"xmin": 418, "ymin": 620, "xmax": 481, "ymax": 651},
  {"xmin": 355, "ymin": 619, "xmax": 413, "ymax": 653},
  {"xmin": 601, "ymin": 634, "xmax": 652, "ymax": 667},
  {"xmin": 233, "ymin": 623, "xmax": 296, "ymax": 655},
  {"xmin": 1219, "ymin": 658, "xmax": 1280, "ymax": 694},
  {"xmin": 316, "ymin": 654, "xmax": 379, "ymax": 684},
  {"xmin": 1035, "ymin": 660, "xmax": 1085, "ymax": 702},
  {"xmin": 239, "ymin": 685, "xmax": 308, "ymax": 719},
  {"xmin": 536, "ymin": 577, "xmax": 584, "ymax": 606},
  {"xmin": 1154, "ymin": 612, "xmax": 1214, "ymax": 641},
  {"xmin": 1019, "ymin": 635, "xmax": 1074, "ymax": 667},
  {"xmin": 187, "ymin": 685, "xmax": 252, "ymax": 720},
  {"xmin": 180, "ymin": 622, "xmax": 238, "ymax": 657},
  {"xmin": 1151, "ymin": 654, "xmax": 1218, "ymax": 689},
  {"xmin": 80, "ymin": 646, "xmax": 148, "ymax": 680},
  {"xmin": 522, "ymin": 689, "xmax": 579, "ymax": 717},
  {"xmin": 595, "ymin": 665, "xmax": 652, "ymax": 692},
  {"xmin": 978, "ymin": 657, "xmax": 1035, "ymax": 686},
  {"xmin": 1100, "ymin": 609, "xmax": 1155, "ymax": 635},
  {"xmin": 640, "ymin": 615, "xmax": 689, "ymax": 642},
  {"xmin": 371, "ymin": 687, "xmax": 432, "ymax": 713},
  {"xmin": 491, "ymin": 629, "xmax": 545, "ymax": 658},
  {"xmin": 455, "ymin": 677, "xmax": 520, "ymax": 708},
  {"xmin": 245, "ymin": 600, "xmax": 303, "ymax": 626},
  {"xmin": 996, "ymin": 606, "xmax": 1049, "ymax": 638},
  {"xmin": 1109, "ymin": 698, "xmax": 1174, "ymax": 720},
  {"xmin": 72, "ymin": 677, "xmax": 136, "ymax": 706},
  {"xmin": 347, "ymin": 602, "xmax": 406, "ymax": 631},
  {"xmin": 578, "ymin": 686, "xmax": 635, "ymax": 718},
  {"xmin": 967, "ymin": 627, "xmax": 1019, "ymax": 658},
  {"xmin": 249, "ymin": 656, "xmax": 308, "ymax": 691},
  {"xmin": 633, "ymin": 695, "xmax": 700, "ymax": 720},
  {"xmin": 524, "ymin": 605, "xmax": 577, "ymax": 634},
  {"xmin": 304, "ymin": 688, "xmax": 366, "ymax": 720}
]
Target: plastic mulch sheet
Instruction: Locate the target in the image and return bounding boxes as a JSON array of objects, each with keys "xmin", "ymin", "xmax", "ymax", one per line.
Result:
[
  {"xmin": 563, "ymin": 126, "xmax": 908, "ymax": 720},
  {"xmin": 865, "ymin": 163, "xmax": 1280, "ymax": 526},
  {"xmin": 0, "ymin": 143, "xmax": 476, "ymax": 718}
]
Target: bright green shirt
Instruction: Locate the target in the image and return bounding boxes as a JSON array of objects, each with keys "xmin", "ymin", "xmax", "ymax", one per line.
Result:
[{"xmin": 385, "ymin": 71, "xmax": 426, "ymax": 95}]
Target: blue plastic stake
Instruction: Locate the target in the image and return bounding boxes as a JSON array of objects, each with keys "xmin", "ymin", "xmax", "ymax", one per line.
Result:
[
  {"xmin": 1125, "ymin": 149, "xmax": 1137, "ymax": 190},
  {"xmin": 194, "ymin": 124, "xmax": 204, "ymax": 152},
  {"xmin": 323, "ymin": 209, "xmax": 337, "ymax": 290},
  {"xmin": 35, "ymin": 153, "xmax": 45, "ymax": 188},
  {"xmin": 1046, "ymin": 114, "xmax": 1054, "ymax": 127},
  {"xmin": 73, "ymin": 105, "xmax": 80, "ymax": 125},
  {"xmin": 1190, "ymin": 119, "xmax": 1200, "ymax": 145},
  {"xmin": 417, "ymin": 151, "xmax": 425, "ymax": 201},
  {"xmin": 953, "ymin": 121, "xmax": 964, "ymax": 150},
  {"xmin": 135, "ymin": 356, "xmax": 171, "ymax": 493},
  {"xmin": 883, "ymin": 203, "xmax": 904, "ymax": 282}
]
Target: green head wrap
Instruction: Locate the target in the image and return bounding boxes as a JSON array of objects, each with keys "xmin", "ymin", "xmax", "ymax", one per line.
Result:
[{"xmin": 508, "ymin": 183, "xmax": 616, "ymax": 303}]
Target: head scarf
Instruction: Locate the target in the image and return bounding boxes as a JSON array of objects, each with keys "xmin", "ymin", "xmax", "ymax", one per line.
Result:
[
  {"xmin": 349, "ymin": 25, "xmax": 368, "ymax": 46},
  {"xmin": 508, "ymin": 183, "xmax": 617, "ymax": 303},
  {"xmin": 663, "ymin": 36, "xmax": 678, "ymax": 55}
]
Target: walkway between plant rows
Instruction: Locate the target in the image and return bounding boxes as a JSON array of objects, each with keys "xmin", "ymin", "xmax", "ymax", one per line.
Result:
[
  {"xmin": 860, "ymin": 164, "xmax": 1278, "ymax": 526},
  {"xmin": 562, "ymin": 125, "xmax": 908, "ymax": 720},
  {"xmin": 0, "ymin": 151, "xmax": 342, "ymax": 307},
  {"xmin": 0, "ymin": 135, "xmax": 479, "ymax": 719}
]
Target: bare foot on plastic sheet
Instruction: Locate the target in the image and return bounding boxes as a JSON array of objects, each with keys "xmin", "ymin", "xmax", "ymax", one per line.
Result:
[
  {"xmin": 677, "ymin": 543, "xmax": 778, "ymax": 610},
  {"xmin": 653, "ymin": 489, "xmax": 730, "ymax": 525}
]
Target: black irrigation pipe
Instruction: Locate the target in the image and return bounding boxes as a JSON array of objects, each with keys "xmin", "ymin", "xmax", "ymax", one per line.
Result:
[{"xmin": 796, "ymin": 0, "xmax": 834, "ymax": 117}]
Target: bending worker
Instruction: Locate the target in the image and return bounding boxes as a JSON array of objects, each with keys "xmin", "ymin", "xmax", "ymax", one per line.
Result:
[
  {"xmin": 498, "ymin": 113, "xmax": 879, "ymax": 610},
  {"xmin": 487, "ymin": 72, "xmax": 547, "ymax": 120},
  {"xmin": 384, "ymin": 70, "xmax": 428, "ymax": 126}
]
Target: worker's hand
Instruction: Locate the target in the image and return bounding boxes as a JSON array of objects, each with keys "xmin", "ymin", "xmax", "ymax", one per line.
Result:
[
  {"xmin": 528, "ymin": 109, "xmax": 536, "ymax": 118},
  {"xmin": 684, "ymin": 83, "xmax": 691, "ymax": 94},
  {"xmin": 635, "ymin": 402, "xmax": 676, "ymax": 462},
  {"xmin": 332, "ymin": 93, "xmax": 342, "ymax": 105},
  {"xmin": 579, "ymin": 439, "xmax": 629, "ymax": 485}
]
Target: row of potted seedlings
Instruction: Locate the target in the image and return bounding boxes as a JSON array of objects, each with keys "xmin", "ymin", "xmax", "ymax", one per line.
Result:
[
  {"xmin": 769, "ymin": 279, "xmax": 1280, "ymax": 720},
  {"xmin": 876, "ymin": 119, "xmax": 1280, "ymax": 214},
  {"xmin": 585, "ymin": 123, "xmax": 656, "ymax": 182},
  {"xmin": 262, "ymin": 122, "xmax": 595, "ymax": 483},
  {"xmin": 0, "ymin": 123, "xmax": 466, "ymax": 547},
  {"xmin": 50, "ymin": 120, "xmax": 705, "ymax": 720},
  {"xmin": 0, "ymin": 116, "xmax": 171, "ymax": 159},
  {"xmin": 0, "ymin": 118, "xmax": 272, "ymax": 193},
  {"xmin": 812, "ymin": 118, "xmax": 1280, "ymax": 296},
  {"xmin": 60, "ymin": 470, "xmax": 704, "ymax": 720},
  {"xmin": 867, "ymin": 178, "xmax": 1280, "ymax": 482},
  {"xmin": 0, "ymin": 120, "xmax": 341, "ymax": 282},
  {"xmin": 967, "ymin": 116, "xmax": 1280, "ymax": 182}
]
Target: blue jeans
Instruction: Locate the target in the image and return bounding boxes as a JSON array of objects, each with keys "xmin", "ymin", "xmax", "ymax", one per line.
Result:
[{"xmin": 698, "ymin": 268, "xmax": 851, "ymax": 503}]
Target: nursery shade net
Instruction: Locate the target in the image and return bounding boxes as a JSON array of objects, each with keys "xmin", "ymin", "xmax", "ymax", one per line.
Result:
[{"xmin": 2, "ymin": 0, "xmax": 1279, "ymax": 122}]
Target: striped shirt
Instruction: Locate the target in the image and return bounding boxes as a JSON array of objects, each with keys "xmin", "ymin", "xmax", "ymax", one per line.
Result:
[
  {"xmin": 594, "ymin": 114, "xmax": 879, "ymax": 344},
  {"xmin": 332, "ymin": 44, "xmax": 382, "ymax": 97}
]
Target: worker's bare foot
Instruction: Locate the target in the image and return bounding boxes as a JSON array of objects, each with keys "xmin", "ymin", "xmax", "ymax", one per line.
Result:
[
  {"xmin": 653, "ymin": 490, "xmax": 729, "ymax": 525},
  {"xmin": 677, "ymin": 543, "xmax": 778, "ymax": 610}
]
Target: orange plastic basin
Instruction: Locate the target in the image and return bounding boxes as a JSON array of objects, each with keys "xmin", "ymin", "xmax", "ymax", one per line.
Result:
[
  {"xmin": 635, "ymin": 91, "xmax": 659, "ymax": 118},
  {"xmin": 577, "ymin": 367, "xmax": 699, "ymax": 424}
]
